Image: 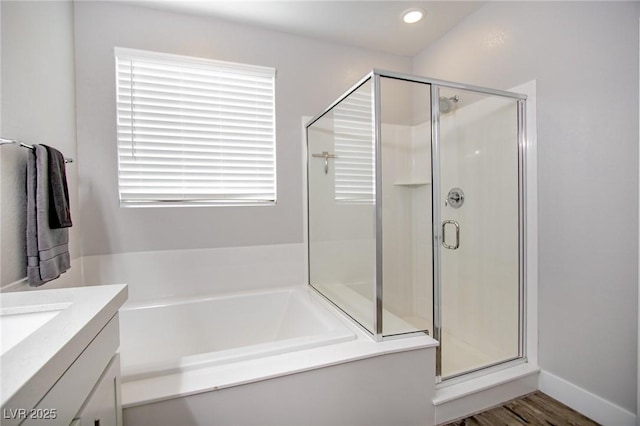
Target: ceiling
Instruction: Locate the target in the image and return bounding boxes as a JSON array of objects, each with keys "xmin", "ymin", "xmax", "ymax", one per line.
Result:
[{"xmin": 122, "ymin": 1, "xmax": 486, "ymax": 56}]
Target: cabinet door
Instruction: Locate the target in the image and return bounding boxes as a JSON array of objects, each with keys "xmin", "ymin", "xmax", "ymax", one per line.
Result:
[{"xmin": 73, "ymin": 354, "xmax": 122, "ymax": 426}]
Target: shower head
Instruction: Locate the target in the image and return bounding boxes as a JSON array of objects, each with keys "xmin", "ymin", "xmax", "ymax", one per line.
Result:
[{"xmin": 439, "ymin": 95, "xmax": 460, "ymax": 114}]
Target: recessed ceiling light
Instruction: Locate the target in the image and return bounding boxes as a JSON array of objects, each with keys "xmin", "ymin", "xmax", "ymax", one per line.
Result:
[{"xmin": 402, "ymin": 9, "xmax": 424, "ymax": 24}]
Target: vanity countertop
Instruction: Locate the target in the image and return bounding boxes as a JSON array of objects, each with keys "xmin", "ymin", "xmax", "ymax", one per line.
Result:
[{"xmin": 1, "ymin": 284, "xmax": 128, "ymax": 414}]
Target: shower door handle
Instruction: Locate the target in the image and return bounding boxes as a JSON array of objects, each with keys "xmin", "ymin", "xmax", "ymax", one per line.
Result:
[{"xmin": 442, "ymin": 220, "xmax": 460, "ymax": 250}]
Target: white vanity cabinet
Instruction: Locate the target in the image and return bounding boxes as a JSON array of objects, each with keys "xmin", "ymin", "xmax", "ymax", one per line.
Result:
[
  {"xmin": 21, "ymin": 315, "xmax": 122, "ymax": 426},
  {"xmin": 1, "ymin": 285, "xmax": 127, "ymax": 426},
  {"xmin": 71, "ymin": 353, "xmax": 122, "ymax": 426}
]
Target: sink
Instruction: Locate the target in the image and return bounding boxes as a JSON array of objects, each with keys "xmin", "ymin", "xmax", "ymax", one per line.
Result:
[{"xmin": 0, "ymin": 303, "xmax": 70, "ymax": 355}]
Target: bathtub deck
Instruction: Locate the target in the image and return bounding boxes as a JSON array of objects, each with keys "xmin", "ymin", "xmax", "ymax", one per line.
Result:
[
  {"xmin": 121, "ymin": 323, "xmax": 437, "ymax": 407},
  {"xmin": 123, "ymin": 344, "xmax": 437, "ymax": 426}
]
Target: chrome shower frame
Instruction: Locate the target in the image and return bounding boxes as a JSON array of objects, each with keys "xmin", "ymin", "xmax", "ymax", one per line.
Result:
[{"xmin": 306, "ymin": 70, "xmax": 528, "ymax": 381}]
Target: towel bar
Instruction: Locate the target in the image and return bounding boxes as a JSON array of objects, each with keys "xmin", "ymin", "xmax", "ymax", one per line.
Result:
[{"xmin": 0, "ymin": 137, "xmax": 74, "ymax": 163}]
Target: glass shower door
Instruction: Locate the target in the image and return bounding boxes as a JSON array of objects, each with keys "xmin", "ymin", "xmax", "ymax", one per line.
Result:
[{"xmin": 435, "ymin": 87, "xmax": 522, "ymax": 379}]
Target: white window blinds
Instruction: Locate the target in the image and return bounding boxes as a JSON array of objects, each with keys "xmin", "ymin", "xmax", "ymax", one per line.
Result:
[
  {"xmin": 333, "ymin": 89, "xmax": 375, "ymax": 204},
  {"xmin": 115, "ymin": 48, "xmax": 276, "ymax": 207}
]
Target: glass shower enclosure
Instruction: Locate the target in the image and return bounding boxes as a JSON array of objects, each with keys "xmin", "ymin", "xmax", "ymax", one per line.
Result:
[{"xmin": 306, "ymin": 70, "xmax": 526, "ymax": 381}]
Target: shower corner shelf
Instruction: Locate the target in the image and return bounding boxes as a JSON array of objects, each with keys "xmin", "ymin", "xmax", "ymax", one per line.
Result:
[{"xmin": 393, "ymin": 181, "xmax": 431, "ymax": 188}]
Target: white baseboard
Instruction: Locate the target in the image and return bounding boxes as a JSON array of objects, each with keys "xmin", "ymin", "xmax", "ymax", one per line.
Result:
[{"xmin": 539, "ymin": 370, "xmax": 636, "ymax": 426}]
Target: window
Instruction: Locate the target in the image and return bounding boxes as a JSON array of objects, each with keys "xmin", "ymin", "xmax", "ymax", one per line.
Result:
[
  {"xmin": 115, "ymin": 48, "xmax": 276, "ymax": 207},
  {"xmin": 333, "ymin": 88, "xmax": 375, "ymax": 204}
]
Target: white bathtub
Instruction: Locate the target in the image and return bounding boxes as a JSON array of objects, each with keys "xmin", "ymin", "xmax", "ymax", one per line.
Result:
[
  {"xmin": 119, "ymin": 287, "xmax": 355, "ymax": 381},
  {"xmin": 119, "ymin": 286, "xmax": 438, "ymax": 425}
]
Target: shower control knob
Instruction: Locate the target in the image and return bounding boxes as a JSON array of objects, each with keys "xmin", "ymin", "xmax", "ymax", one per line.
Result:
[{"xmin": 446, "ymin": 188, "xmax": 465, "ymax": 209}]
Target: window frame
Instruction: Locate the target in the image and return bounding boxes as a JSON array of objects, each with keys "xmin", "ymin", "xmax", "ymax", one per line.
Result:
[{"xmin": 114, "ymin": 47, "xmax": 277, "ymax": 208}]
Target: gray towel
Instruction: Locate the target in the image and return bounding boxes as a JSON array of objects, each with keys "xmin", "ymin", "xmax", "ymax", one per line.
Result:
[
  {"xmin": 26, "ymin": 145, "xmax": 71, "ymax": 286},
  {"xmin": 43, "ymin": 145, "xmax": 72, "ymax": 228}
]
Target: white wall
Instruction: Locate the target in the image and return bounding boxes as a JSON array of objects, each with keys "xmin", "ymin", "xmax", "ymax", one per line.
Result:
[
  {"xmin": 414, "ymin": 0, "xmax": 639, "ymax": 416},
  {"xmin": 73, "ymin": 1, "xmax": 411, "ymax": 256},
  {"xmin": 0, "ymin": 0, "xmax": 79, "ymax": 287}
]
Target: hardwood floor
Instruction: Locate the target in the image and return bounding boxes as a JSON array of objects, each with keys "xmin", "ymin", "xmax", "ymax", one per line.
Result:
[{"xmin": 443, "ymin": 392, "xmax": 600, "ymax": 426}]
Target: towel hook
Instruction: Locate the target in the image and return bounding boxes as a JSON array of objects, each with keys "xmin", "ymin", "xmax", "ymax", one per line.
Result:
[{"xmin": 311, "ymin": 151, "xmax": 338, "ymax": 174}]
